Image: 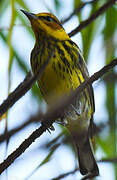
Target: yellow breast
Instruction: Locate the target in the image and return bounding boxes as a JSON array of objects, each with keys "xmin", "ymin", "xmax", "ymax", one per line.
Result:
[{"xmin": 37, "ymin": 40, "xmax": 84, "ymax": 105}]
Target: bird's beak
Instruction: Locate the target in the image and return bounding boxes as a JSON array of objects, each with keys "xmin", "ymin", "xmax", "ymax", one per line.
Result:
[{"xmin": 21, "ymin": 10, "xmax": 37, "ymax": 20}]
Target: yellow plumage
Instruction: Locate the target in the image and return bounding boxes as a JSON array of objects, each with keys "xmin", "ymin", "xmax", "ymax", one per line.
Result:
[
  {"xmin": 22, "ymin": 10, "xmax": 99, "ymax": 177},
  {"xmin": 31, "ymin": 39, "xmax": 85, "ymax": 104}
]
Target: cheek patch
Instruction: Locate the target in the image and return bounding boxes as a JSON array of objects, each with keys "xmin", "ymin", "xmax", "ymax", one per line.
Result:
[{"xmin": 44, "ymin": 21, "xmax": 62, "ymax": 30}]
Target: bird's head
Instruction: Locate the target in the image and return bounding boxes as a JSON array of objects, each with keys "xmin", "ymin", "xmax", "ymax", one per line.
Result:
[{"xmin": 21, "ymin": 10, "xmax": 70, "ymax": 40}]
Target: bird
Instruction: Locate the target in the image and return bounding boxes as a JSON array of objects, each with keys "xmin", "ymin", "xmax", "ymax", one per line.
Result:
[{"xmin": 21, "ymin": 10, "xmax": 99, "ymax": 178}]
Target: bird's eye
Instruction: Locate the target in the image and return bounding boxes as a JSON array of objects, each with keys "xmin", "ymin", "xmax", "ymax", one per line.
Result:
[{"xmin": 45, "ymin": 16, "xmax": 53, "ymax": 22}]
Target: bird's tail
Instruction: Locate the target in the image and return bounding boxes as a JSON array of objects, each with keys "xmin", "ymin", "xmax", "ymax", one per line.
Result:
[{"xmin": 75, "ymin": 135, "xmax": 99, "ymax": 176}]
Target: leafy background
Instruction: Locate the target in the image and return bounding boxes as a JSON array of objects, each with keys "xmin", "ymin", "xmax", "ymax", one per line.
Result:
[{"xmin": 0, "ymin": 0, "xmax": 117, "ymax": 179}]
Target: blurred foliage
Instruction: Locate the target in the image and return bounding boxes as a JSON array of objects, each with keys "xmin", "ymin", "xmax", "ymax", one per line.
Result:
[
  {"xmin": 0, "ymin": 0, "xmax": 117, "ymax": 179},
  {"xmin": 104, "ymin": 4, "xmax": 117, "ymax": 179},
  {"xmin": 74, "ymin": 0, "xmax": 117, "ymax": 179},
  {"xmin": 0, "ymin": 0, "xmax": 42, "ymax": 100},
  {"xmin": 74, "ymin": 0, "xmax": 101, "ymax": 61},
  {"xmin": 54, "ymin": 0, "xmax": 61, "ymax": 12}
]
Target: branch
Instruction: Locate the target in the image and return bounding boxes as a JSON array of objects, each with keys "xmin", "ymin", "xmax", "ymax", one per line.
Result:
[
  {"xmin": 69, "ymin": 0, "xmax": 117, "ymax": 37},
  {"xmin": 0, "ymin": 120, "xmax": 105, "ymax": 144},
  {"xmin": 0, "ymin": 115, "xmax": 40, "ymax": 143},
  {"xmin": 52, "ymin": 168, "xmax": 78, "ymax": 180},
  {"xmin": 51, "ymin": 157, "xmax": 117, "ymax": 180},
  {"xmin": 99, "ymin": 157, "xmax": 117, "ymax": 163},
  {"xmin": 0, "ymin": 50, "xmax": 54, "ymax": 117},
  {"xmin": 0, "ymin": 58, "xmax": 116, "ymax": 174},
  {"xmin": 62, "ymin": 0, "xmax": 99, "ymax": 24}
]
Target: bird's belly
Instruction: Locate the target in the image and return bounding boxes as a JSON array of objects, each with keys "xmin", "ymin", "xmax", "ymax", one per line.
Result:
[
  {"xmin": 38, "ymin": 63, "xmax": 74, "ymax": 104},
  {"xmin": 38, "ymin": 59, "xmax": 80, "ymax": 104},
  {"xmin": 64, "ymin": 87, "xmax": 92, "ymax": 133},
  {"xmin": 37, "ymin": 60, "xmax": 92, "ymax": 133},
  {"xmin": 66, "ymin": 109, "xmax": 90, "ymax": 133}
]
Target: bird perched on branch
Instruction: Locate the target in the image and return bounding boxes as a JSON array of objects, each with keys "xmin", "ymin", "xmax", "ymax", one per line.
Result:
[{"xmin": 21, "ymin": 10, "xmax": 99, "ymax": 178}]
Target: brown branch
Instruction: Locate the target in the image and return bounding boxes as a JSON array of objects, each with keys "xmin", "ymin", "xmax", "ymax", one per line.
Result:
[
  {"xmin": 51, "ymin": 156, "xmax": 117, "ymax": 180},
  {"xmin": 69, "ymin": 0, "xmax": 117, "ymax": 37},
  {"xmin": 99, "ymin": 157, "xmax": 117, "ymax": 163},
  {"xmin": 0, "ymin": 72, "xmax": 32, "ymax": 116},
  {"xmin": 0, "ymin": 120, "xmax": 46, "ymax": 174},
  {"xmin": 0, "ymin": 115, "xmax": 41, "ymax": 143},
  {"xmin": 62, "ymin": 0, "xmax": 99, "ymax": 24},
  {"xmin": 52, "ymin": 168, "xmax": 78, "ymax": 180},
  {"xmin": 0, "ymin": 104, "xmax": 63, "ymax": 174},
  {"xmin": 0, "ymin": 119, "xmax": 104, "ymax": 144},
  {"xmin": 0, "ymin": 58, "xmax": 116, "ymax": 174},
  {"xmin": 0, "ymin": 50, "xmax": 54, "ymax": 117}
]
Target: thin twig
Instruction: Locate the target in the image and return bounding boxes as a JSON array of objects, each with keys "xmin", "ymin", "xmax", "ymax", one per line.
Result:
[
  {"xmin": 0, "ymin": 120, "xmax": 104, "ymax": 144},
  {"xmin": 99, "ymin": 157, "xmax": 117, "ymax": 163},
  {"xmin": 0, "ymin": 113, "xmax": 41, "ymax": 143},
  {"xmin": 51, "ymin": 156, "xmax": 117, "ymax": 180},
  {"xmin": 69, "ymin": 0, "xmax": 117, "ymax": 37},
  {"xmin": 0, "ymin": 50, "xmax": 55, "ymax": 117},
  {"xmin": 0, "ymin": 58, "xmax": 116, "ymax": 174},
  {"xmin": 52, "ymin": 168, "xmax": 78, "ymax": 180},
  {"xmin": 62, "ymin": 0, "xmax": 99, "ymax": 24}
]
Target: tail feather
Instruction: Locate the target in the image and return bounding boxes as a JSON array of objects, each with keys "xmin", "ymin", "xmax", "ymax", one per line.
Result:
[{"xmin": 76, "ymin": 137, "xmax": 99, "ymax": 176}]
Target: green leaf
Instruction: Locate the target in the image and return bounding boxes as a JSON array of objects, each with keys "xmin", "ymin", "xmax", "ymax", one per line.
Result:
[
  {"xmin": 31, "ymin": 83, "xmax": 43, "ymax": 101},
  {"xmin": 25, "ymin": 144, "xmax": 60, "ymax": 179},
  {"xmin": 8, "ymin": 4, "xmax": 16, "ymax": 69},
  {"xmin": 40, "ymin": 144, "xmax": 59, "ymax": 167},
  {"xmin": 0, "ymin": 31, "xmax": 41, "ymax": 100},
  {"xmin": 103, "ymin": 6, "xmax": 117, "ymax": 41},
  {"xmin": 74, "ymin": 0, "xmax": 81, "ymax": 8},
  {"xmin": 81, "ymin": 1, "xmax": 100, "ymax": 61},
  {"xmin": 54, "ymin": 0, "xmax": 61, "ymax": 10},
  {"xmin": 46, "ymin": 132, "xmax": 64, "ymax": 148},
  {"xmin": 103, "ymin": 6, "xmax": 117, "ymax": 63},
  {"xmin": 0, "ymin": 0, "xmax": 9, "ymax": 16},
  {"xmin": 73, "ymin": 0, "xmax": 103, "ymax": 61}
]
